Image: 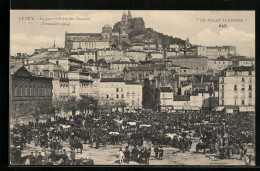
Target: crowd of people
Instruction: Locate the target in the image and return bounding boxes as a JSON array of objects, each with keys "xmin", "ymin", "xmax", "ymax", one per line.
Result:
[{"xmin": 10, "ymin": 109, "xmax": 255, "ymax": 165}]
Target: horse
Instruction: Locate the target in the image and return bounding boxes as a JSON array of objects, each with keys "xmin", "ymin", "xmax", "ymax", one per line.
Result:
[{"xmin": 196, "ymin": 142, "xmax": 209, "ymax": 154}]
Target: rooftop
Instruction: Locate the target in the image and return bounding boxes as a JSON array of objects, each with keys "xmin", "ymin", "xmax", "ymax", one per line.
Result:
[
  {"xmin": 174, "ymin": 95, "xmax": 190, "ymax": 101},
  {"xmin": 167, "ymin": 55, "xmax": 208, "ymax": 59},
  {"xmin": 110, "ymin": 60, "xmax": 139, "ymax": 64},
  {"xmin": 160, "ymin": 87, "xmax": 173, "ymax": 92},
  {"xmin": 29, "ymin": 51, "xmax": 68, "ymax": 59},
  {"xmin": 100, "ymin": 78, "xmax": 125, "ymax": 82},
  {"xmin": 125, "ymin": 80, "xmax": 141, "ymax": 85}
]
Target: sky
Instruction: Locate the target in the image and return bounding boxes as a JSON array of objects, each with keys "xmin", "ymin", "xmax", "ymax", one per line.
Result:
[{"xmin": 10, "ymin": 10, "xmax": 255, "ymax": 57}]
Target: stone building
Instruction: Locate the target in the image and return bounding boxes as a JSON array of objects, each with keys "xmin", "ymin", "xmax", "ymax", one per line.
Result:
[
  {"xmin": 219, "ymin": 66, "xmax": 255, "ymax": 113},
  {"xmin": 10, "ymin": 65, "xmax": 53, "ymax": 120}
]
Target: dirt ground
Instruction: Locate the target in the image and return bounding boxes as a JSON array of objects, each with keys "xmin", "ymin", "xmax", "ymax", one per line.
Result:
[{"xmin": 21, "ymin": 139, "xmax": 254, "ymax": 166}]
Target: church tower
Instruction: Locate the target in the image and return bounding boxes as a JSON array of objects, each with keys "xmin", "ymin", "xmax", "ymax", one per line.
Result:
[
  {"xmin": 121, "ymin": 11, "xmax": 127, "ymax": 22},
  {"xmin": 121, "ymin": 11, "xmax": 128, "ymax": 34},
  {"xmin": 185, "ymin": 37, "xmax": 191, "ymax": 48},
  {"xmin": 127, "ymin": 10, "xmax": 132, "ymax": 19}
]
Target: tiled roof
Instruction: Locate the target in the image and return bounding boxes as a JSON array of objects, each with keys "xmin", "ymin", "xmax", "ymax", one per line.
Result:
[
  {"xmin": 110, "ymin": 60, "xmax": 139, "ymax": 64},
  {"xmin": 25, "ymin": 60, "xmax": 67, "ymax": 71},
  {"xmin": 71, "ymin": 51, "xmax": 85, "ymax": 55},
  {"xmin": 167, "ymin": 55, "xmax": 208, "ymax": 59},
  {"xmin": 10, "ymin": 64, "xmax": 24, "ymax": 75},
  {"xmin": 127, "ymin": 66, "xmax": 154, "ymax": 71},
  {"xmin": 229, "ymin": 66, "xmax": 255, "ymax": 71},
  {"xmin": 66, "ymin": 33, "xmax": 101, "ymax": 37},
  {"xmin": 29, "ymin": 51, "xmax": 68, "ymax": 59},
  {"xmin": 69, "ymin": 57, "xmax": 84, "ymax": 63},
  {"xmin": 171, "ymin": 64, "xmax": 181, "ymax": 67},
  {"xmin": 160, "ymin": 87, "xmax": 173, "ymax": 92},
  {"xmin": 125, "ymin": 80, "xmax": 141, "ymax": 85},
  {"xmin": 100, "ymin": 78, "xmax": 125, "ymax": 82}
]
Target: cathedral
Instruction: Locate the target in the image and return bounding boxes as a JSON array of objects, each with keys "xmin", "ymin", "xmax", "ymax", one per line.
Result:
[{"xmin": 121, "ymin": 10, "xmax": 132, "ymax": 34}]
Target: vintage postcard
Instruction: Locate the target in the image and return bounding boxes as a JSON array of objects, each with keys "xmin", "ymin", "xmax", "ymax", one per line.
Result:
[{"xmin": 10, "ymin": 10, "xmax": 255, "ymax": 166}]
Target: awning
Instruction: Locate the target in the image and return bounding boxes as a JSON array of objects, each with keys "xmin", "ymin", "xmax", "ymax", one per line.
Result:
[
  {"xmin": 239, "ymin": 106, "xmax": 255, "ymax": 112},
  {"xmin": 183, "ymin": 106, "xmax": 191, "ymax": 110},
  {"xmin": 226, "ymin": 108, "xmax": 233, "ymax": 114},
  {"xmin": 191, "ymin": 106, "xmax": 200, "ymax": 111},
  {"xmin": 215, "ymin": 106, "xmax": 225, "ymax": 112}
]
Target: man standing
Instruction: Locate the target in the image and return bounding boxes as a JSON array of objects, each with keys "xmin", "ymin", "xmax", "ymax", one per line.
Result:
[
  {"xmin": 159, "ymin": 146, "xmax": 163, "ymax": 160},
  {"xmin": 154, "ymin": 145, "xmax": 159, "ymax": 159},
  {"xmin": 70, "ymin": 150, "xmax": 76, "ymax": 164},
  {"xmin": 144, "ymin": 148, "xmax": 150, "ymax": 165},
  {"xmin": 124, "ymin": 146, "xmax": 130, "ymax": 164},
  {"xmin": 37, "ymin": 152, "xmax": 43, "ymax": 165},
  {"xmin": 43, "ymin": 151, "xmax": 49, "ymax": 165}
]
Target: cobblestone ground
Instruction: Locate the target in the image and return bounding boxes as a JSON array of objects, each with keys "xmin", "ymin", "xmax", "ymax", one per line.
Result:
[{"xmin": 21, "ymin": 139, "xmax": 254, "ymax": 165}]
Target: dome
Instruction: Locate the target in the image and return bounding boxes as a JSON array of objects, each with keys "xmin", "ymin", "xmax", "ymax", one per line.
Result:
[{"xmin": 103, "ymin": 24, "xmax": 111, "ymax": 28}]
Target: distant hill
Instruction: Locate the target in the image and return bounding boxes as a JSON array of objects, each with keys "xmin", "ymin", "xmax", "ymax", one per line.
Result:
[{"xmin": 112, "ymin": 17, "xmax": 186, "ymax": 48}]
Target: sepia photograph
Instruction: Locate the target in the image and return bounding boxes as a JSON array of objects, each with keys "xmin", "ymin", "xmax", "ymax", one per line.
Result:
[{"xmin": 9, "ymin": 10, "xmax": 255, "ymax": 166}]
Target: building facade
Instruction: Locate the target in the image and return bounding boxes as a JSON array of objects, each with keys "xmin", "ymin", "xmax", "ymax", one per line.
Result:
[
  {"xmin": 166, "ymin": 56, "xmax": 208, "ymax": 74},
  {"xmin": 99, "ymin": 78, "xmax": 142, "ymax": 111},
  {"xmin": 10, "ymin": 65, "xmax": 53, "ymax": 119},
  {"xmin": 219, "ymin": 66, "xmax": 255, "ymax": 112}
]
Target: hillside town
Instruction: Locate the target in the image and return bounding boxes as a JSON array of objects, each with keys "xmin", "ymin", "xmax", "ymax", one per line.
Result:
[{"xmin": 10, "ymin": 11, "xmax": 255, "ymax": 166}]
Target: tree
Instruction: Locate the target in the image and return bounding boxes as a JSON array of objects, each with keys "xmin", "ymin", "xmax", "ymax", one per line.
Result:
[
  {"xmin": 52, "ymin": 97, "xmax": 63, "ymax": 117},
  {"xmin": 77, "ymin": 97, "xmax": 90, "ymax": 113},
  {"xmin": 63, "ymin": 96, "xmax": 77, "ymax": 116},
  {"xmin": 118, "ymin": 99, "xmax": 127, "ymax": 113}
]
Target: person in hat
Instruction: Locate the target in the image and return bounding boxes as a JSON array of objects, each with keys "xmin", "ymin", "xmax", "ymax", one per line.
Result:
[
  {"xmin": 28, "ymin": 152, "xmax": 34, "ymax": 165},
  {"xmin": 159, "ymin": 146, "xmax": 163, "ymax": 160},
  {"xmin": 37, "ymin": 152, "xmax": 43, "ymax": 165},
  {"xmin": 124, "ymin": 146, "xmax": 130, "ymax": 164},
  {"xmin": 154, "ymin": 145, "xmax": 159, "ymax": 159},
  {"xmin": 70, "ymin": 150, "xmax": 76, "ymax": 164},
  {"xmin": 144, "ymin": 148, "xmax": 150, "ymax": 165},
  {"xmin": 43, "ymin": 151, "xmax": 49, "ymax": 165},
  {"xmin": 117, "ymin": 147, "xmax": 124, "ymax": 164}
]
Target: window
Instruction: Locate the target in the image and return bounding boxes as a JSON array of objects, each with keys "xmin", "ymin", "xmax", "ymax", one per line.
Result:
[
  {"xmin": 132, "ymin": 100, "xmax": 135, "ymax": 105},
  {"xmin": 121, "ymin": 88, "xmax": 123, "ymax": 92},
  {"xmin": 242, "ymin": 78, "xmax": 245, "ymax": 82},
  {"xmin": 116, "ymin": 88, "xmax": 119, "ymax": 92},
  {"xmin": 249, "ymin": 85, "xmax": 252, "ymax": 91},
  {"xmin": 20, "ymin": 86, "xmax": 23, "ymax": 96},
  {"xmin": 234, "ymin": 85, "xmax": 237, "ymax": 91},
  {"xmin": 106, "ymin": 95, "xmax": 109, "ymax": 98},
  {"xmin": 249, "ymin": 92, "xmax": 252, "ymax": 98},
  {"xmin": 72, "ymin": 86, "xmax": 76, "ymax": 94},
  {"xmin": 116, "ymin": 94, "xmax": 119, "ymax": 98},
  {"xmin": 235, "ymin": 100, "xmax": 237, "ymax": 106},
  {"xmin": 241, "ymin": 85, "xmax": 245, "ymax": 91},
  {"xmin": 250, "ymin": 78, "xmax": 252, "ymax": 83},
  {"xmin": 14, "ymin": 86, "xmax": 17, "ymax": 96},
  {"xmin": 29, "ymin": 86, "xmax": 32, "ymax": 96},
  {"xmin": 122, "ymin": 94, "xmax": 124, "ymax": 98},
  {"xmin": 242, "ymin": 100, "xmax": 245, "ymax": 105},
  {"xmin": 221, "ymin": 78, "xmax": 224, "ymax": 83}
]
